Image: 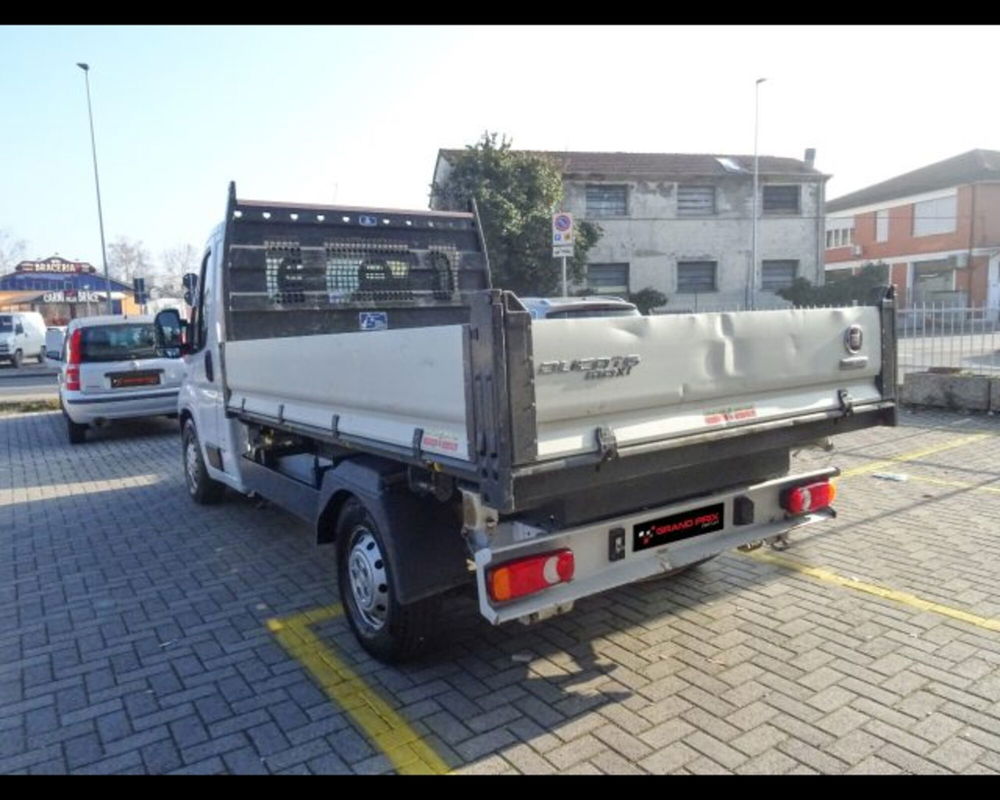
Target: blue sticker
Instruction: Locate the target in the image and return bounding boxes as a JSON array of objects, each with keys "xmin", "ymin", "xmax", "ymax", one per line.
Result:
[
  {"xmin": 358, "ymin": 214, "xmax": 377, "ymax": 226},
  {"xmin": 359, "ymin": 311, "xmax": 388, "ymax": 331}
]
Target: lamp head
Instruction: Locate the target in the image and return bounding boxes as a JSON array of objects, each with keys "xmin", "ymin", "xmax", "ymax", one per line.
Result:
[{"xmin": 76, "ymin": 62, "xmax": 89, "ymax": 71}]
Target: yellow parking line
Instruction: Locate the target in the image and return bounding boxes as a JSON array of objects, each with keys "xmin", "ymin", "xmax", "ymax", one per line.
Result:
[
  {"xmin": 839, "ymin": 433, "xmax": 991, "ymax": 479},
  {"xmin": 744, "ymin": 549, "xmax": 1000, "ymax": 633},
  {"xmin": 267, "ymin": 605, "xmax": 450, "ymax": 775}
]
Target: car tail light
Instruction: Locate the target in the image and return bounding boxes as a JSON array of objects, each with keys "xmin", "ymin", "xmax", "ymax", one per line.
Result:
[
  {"xmin": 65, "ymin": 328, "xmax": 82, "ymax": 390},
  {"xmin": 782, "ymin": 480, "xmax": 837, "ymax": 515},
  {"xmin": 487, "ymin": 549, "xmax": 574, "ymax": 603}
]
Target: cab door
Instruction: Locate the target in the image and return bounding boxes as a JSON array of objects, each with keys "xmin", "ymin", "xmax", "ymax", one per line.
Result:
[{"xmin": 186, "ymin": 240, "xmax": 228, "ymax": 479}]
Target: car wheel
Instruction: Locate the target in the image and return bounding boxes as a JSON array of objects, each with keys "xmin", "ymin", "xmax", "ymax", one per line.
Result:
[
  {"xmin": 66, "ymin": 415, "xmax": 88, "ymax": 445},
  {"xmin": 38, "ymin": 348, "xmax": 46, "ymax": 363},
  {"xmin": 336, "ymin": 498, "xmax": 440, "ymax": 663},
  {"xmin": 12, "ymin": 350, "xmax": 22, "ymax": 369},
  {"xmin": 182, "ymin": 420, "xmax": 225, "ymax": 504}
]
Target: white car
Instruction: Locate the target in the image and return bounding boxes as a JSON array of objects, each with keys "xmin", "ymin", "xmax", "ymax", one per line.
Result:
[
  {"xmin": 519, "ymin": 296, "xmax": 641, "ymax": 320},
  {"xmin": 58, "ymin": 315, "xmax": 186, "ymax": 444},
  {"xmin": 0, "ymin": 311, "xmax": 47, "ymax": 367}
]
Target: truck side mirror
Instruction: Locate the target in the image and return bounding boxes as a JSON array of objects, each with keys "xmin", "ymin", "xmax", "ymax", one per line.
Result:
[{"xmin": 154, "ymin": 308, "xmax": 188, "ymax": 357}]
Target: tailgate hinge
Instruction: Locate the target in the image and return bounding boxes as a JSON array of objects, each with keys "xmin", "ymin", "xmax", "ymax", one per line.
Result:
[
  {"xmin": 838, "ymin": 389, "xmax": 854, "ymax": 416},
  {"xmin": 595, "ymin": 426, "xmax": 619, "ymax": 462}
]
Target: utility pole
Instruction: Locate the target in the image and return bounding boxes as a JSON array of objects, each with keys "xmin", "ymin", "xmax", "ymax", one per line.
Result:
[{"xmin": 77, "ymin": 62, "xmax": 113, "ymax": 315}]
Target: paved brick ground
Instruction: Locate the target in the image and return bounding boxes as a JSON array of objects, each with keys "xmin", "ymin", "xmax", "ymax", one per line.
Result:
[{"xmin": 1, "ymin": 408, "xmax": 999, "ymax": 774}]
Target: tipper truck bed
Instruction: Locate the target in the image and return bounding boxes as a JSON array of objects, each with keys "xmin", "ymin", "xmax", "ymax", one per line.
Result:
[{"xmin": 155, "ymin": 183, "xmax": 897, "ymax": 662}]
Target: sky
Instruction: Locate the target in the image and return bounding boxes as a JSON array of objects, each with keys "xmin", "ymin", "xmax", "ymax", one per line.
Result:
[{"xmin": 2, "ymin": 25, "xmax": 997, "ymax": 270}]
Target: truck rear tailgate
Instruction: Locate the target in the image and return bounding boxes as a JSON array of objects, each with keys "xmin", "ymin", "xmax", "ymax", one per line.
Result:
[{"xmin": 530, "ymin": 306, "xmax": 883, "ymax": 460}]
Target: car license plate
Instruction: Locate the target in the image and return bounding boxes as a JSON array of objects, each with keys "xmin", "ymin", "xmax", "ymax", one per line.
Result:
[
  {"xmin": 633, "ymin": 502, "xmax": 725, "ymax": 553},
  {"xmin": 110, "ymin": 371, "xmax": 161, "ymax": 388}
]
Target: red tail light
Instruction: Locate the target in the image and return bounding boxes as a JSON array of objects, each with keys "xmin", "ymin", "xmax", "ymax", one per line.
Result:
[
  {"xmin": 782, "ymin": 480, "xmax": 837, "ymax": 515},
  {"xmin": 488, "ymin": 549, "xmax": 575, "ymax": 603},
  {"xmin": 65, "ymin": 328, "xmax": 82, "ymax": 390}
]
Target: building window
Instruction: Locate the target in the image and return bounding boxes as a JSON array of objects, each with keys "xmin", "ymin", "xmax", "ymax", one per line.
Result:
[
  {"xmin": 913, "ymin": 194, "xmax": 957, "ymax": 237},
  {"xmin": 677, "ymin": 185, "xmax": 716, "ymax": 216},
  {"xmin": 762, "ymin": 260, "xmax": 798, "ymax": 291},
  {"xmin": 876, "ymin": 209, "xmax": 889, "ymax": 242},
  {"xmin": 677, "ymin": 260, "xmax": 717, "ymax": 293},
  {"xmin": 763, "ymin": 185, "xmax": 800, "ymax": 215},
  {"xmin": 825, "ymin": 218, "xmax": 855, "ymax": 249},
  {"xmin": 585, "ymin": 185, "xmax": 628, "ymax": 217},
  {"xmin": 587, "ymin": 263, "xmax": 629, "ymax": 296}
]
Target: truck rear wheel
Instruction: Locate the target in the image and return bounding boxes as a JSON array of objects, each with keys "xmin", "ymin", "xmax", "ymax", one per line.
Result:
[
  {"xmin": 183, "ymin": 420, "xmax": 225, "ymax": 504},
  {"xmin": 336, "ymin": 498, "xmax": 440, "ymax": 663}
]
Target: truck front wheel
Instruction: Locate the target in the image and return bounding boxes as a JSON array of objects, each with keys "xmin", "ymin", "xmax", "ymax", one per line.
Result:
[
  {"xmin": 336, "ymin": 499, "xmax": 440, "ymax": 663},
  {"xmin": 183, "ymin": 420, "xmax": 225, "ymax": 504}
]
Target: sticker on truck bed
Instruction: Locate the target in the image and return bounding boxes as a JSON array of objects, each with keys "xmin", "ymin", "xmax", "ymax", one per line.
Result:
[
  {"xmin": 633, "ymin": 503, "xmax": 725, "ymax": 552},
  {"xmin": 359, "ymin": 311, "xmax": 388, "ymax": 331},
  {"xmin": 704, "ymin": 404, "xmax": 757, "ymax": 426},
  {"xmin": 421, "ymin": 430, "xmax": 459, "ymax": 453}
]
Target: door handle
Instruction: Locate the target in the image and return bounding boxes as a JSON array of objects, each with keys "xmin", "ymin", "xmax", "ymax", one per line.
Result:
[{"xmin": 205, "ymin": 350, "xmax": 214, "ymax": 382}]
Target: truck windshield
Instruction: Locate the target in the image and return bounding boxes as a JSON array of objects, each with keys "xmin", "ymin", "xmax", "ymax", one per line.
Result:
[
  {"xmin": 80, "ymin": 324, "xmax": 158, "ymax": 362},
  {"xmin": 0, "ymin": 316, "xmax": 12, "ymax": 333}
]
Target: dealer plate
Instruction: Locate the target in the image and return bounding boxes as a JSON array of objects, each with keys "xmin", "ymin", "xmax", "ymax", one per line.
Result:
[
  {"xmin": 633, "ymin": 502, "xmax": 725, "ymax": 553},
  {"xmin": 110, "ymin": 371, "xmax": 161, "ymax": 388}
]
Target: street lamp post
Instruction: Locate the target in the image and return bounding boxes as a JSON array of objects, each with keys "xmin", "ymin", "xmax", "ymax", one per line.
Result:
[
  {"xmin": 749, "ymin": 77, "xmax": 767, "ymax": 311},
  {"xmin": 76, "ymin": 62, "xmax": 113, "ymax": 316}
]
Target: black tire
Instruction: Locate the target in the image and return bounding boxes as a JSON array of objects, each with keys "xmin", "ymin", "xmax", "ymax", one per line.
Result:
[
  {"xmin": 38, "ymin": 348, "xmax": 46, "ymax": 363},
  {"xmin": 336, "ymin": 498, "xmax": 440, "ymax": 663},
  {"xmin": 182, "ymin": 420, "xmax": 225, "ymax": 504},
  {"xmin": 66, "ymin": 415, "xmax": 88, "ymax": 445},
  {"xmin": 12, "ymin": 350, "xmax": 22, "ymax": 369}
]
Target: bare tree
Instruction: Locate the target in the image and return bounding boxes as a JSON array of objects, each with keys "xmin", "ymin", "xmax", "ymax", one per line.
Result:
[
  {"xmin": 0, "ymin": 230, "xmax": 28, "ymax": 273},
  {"xmin": 157, "ymin": 243, "xmax": 198, "ymax": 295},
  {"xmin": 107, "ymin": 236, "xmax": 152, "ymax": 287}
]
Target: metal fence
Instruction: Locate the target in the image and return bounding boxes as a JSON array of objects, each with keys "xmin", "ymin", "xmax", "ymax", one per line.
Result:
[{"xmin": 896, "ymin": 303, "xmax": 1000, "ymax": 376}]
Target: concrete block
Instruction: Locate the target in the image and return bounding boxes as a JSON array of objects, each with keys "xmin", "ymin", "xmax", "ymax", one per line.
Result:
[
  {"xmin": 990, "ymin": 378, "xmax": 1000, "ymax": 412},
  {"xmin": 901, "ymin": 372, "xmax": 990, "ymax": 411}
]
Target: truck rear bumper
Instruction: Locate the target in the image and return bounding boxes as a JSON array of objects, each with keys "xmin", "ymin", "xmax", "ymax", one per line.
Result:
[{"xmin": 474, "ymin": 467, "xmax": 837, "ymax": 625}]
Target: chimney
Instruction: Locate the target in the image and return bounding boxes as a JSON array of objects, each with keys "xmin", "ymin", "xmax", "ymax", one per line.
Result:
[{"xmin": 804, "ymin": 148, "xmax": 816, "ymax": 170}]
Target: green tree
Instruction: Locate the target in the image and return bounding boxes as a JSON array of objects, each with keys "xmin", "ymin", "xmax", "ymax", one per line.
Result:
[
  {"xmin": 629, "ymin": 287, "xmax": 668, "ymax": 315},
  {"xmin": 431, "ymin": 132, "xmax": 601, "ymax": 296},
  {"xmin": 777, "ymin": 262, "xmax": 890, "ymax": 307}
]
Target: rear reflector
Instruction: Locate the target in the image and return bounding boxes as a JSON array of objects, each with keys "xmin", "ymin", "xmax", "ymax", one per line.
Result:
[
  {"xmin": 487, "ymin": 549, "xmax": 574, "ymax": 603},
  {"xmin": 782, "ymin": 480, "xmax": 837, "ymax": 515}
]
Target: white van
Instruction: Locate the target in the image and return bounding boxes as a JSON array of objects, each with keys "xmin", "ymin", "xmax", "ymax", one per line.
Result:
[
  {"xmin": 44, "ymin": 327, "xmax": 67, "ymax": 366},
  {"xmin": 0, "ymin": 311, "xmax": 47, "ymax": 368}
]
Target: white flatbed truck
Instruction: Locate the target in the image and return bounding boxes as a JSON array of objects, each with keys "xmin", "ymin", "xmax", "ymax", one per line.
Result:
[{"xmin": 155, "ymin": 183, "xmax": 898, "ymax": 662}]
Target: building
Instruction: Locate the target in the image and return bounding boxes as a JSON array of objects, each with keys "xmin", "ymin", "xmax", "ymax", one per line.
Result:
[
  {"xmin": 824, "ymin": 149, "xmax": 1000, "ymax": 309},
  {"xmin": 432, "ymin": 149, "xmax": 828, "ymax": 309},
  {"xmin": 0, "ymin": 256, "xmax": 140, "ymax": 325}
]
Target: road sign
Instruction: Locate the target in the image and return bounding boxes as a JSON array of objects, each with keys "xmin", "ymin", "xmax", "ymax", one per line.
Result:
[
  {"xmin": 552, "ymin": 212, "xmax": 573, "ymax": 246},
  {"xmin": 553, "ymin": 212, "xmax": 574, "ymax": 258}
]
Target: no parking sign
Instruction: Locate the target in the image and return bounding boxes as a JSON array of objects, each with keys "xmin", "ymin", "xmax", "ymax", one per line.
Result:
[{"xmin": 552, "ymin": 212, "xmax": 574, "ymax": 258}]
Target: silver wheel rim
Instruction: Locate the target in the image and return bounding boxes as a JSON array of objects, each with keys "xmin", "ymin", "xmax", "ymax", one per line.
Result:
[
  {"xmin": 185, "ymin": 435, "xmax": 200, "ymax": 493},
  {"xmin": 347, "ymin": 528, "xmax": 389, "ymax": 631}
]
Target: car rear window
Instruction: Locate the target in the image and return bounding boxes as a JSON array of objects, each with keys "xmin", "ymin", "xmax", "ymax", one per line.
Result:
[
  {"xmin": 80, "ymin": 324, "xmax": 158, "ymax": 363},
  {"xmin": 545, "ymin": 307, "xmax": 640, "ymax": 319}
]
